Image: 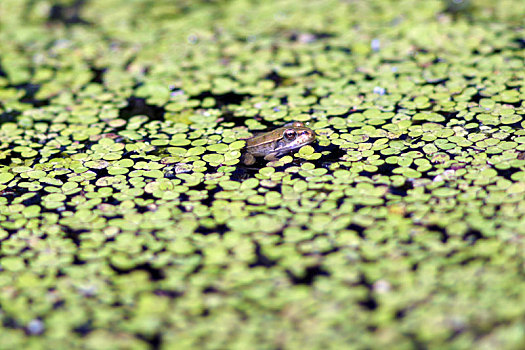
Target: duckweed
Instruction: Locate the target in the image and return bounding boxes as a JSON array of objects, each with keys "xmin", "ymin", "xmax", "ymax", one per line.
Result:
[{"xmin": 0, "ymin": 0, "xmax": 524, "ymax": 348}]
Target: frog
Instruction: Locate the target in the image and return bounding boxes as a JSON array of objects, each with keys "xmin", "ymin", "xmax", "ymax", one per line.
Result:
[{"xmin": 241, "ymin": 121, "xmax": 316, "ymax": 165}]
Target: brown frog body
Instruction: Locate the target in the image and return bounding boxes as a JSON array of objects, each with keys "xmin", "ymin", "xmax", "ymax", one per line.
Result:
[{"xmin": 241, "ymin": 121, "xmax": 316, "ymax": 165}]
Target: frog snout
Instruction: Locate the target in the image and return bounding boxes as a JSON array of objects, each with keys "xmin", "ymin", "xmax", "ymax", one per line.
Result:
[{"xmin": 301, "ymin": 129, "xmax": 316, "ymax": 140}]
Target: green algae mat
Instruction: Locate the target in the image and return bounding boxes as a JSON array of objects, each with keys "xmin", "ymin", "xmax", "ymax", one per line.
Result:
[{"xmin": 0, "ymin": 0, "xmax": 524, "ymax": 348}]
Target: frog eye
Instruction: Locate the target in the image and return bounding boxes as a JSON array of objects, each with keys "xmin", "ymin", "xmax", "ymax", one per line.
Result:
[{"xmin": 284, "ymin": 129, "xmax": 297, "ymax": 140}]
